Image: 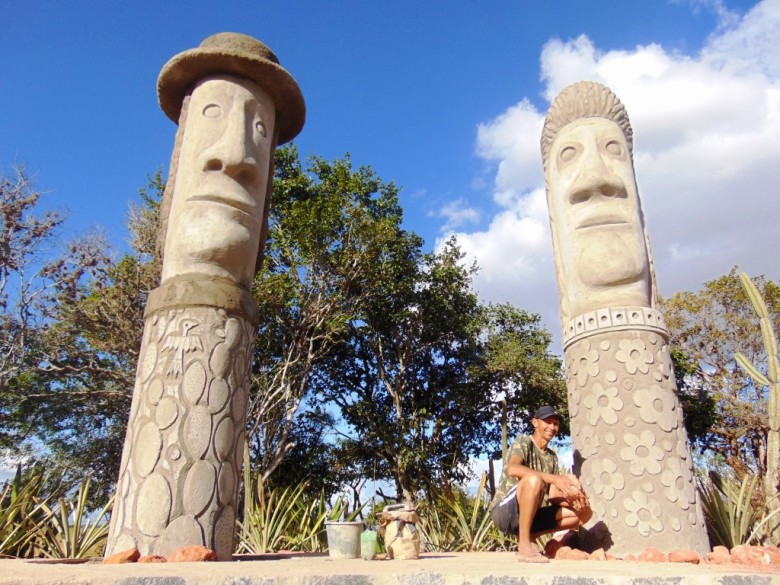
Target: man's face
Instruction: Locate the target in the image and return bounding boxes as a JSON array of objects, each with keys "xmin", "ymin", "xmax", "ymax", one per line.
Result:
[
  {"xmin": 162, "ymin": 75, "xmax": 276, "ymax": 287},
  {"xmin": 532, "ymin": 416, "xmax": 560, "ymax": 442},
  {"xmin": 546, "ymin": 117, "xmax": 651, "ymax": 316}
]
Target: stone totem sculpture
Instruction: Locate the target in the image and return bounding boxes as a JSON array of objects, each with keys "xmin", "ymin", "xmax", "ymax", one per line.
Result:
[
  {"xmin": 541, "ymin": 81, "xmax": 709, "ymax": 554},
  {"xmin": 105, "ymin": 33, "xmax": 305, "ymax": 560}
]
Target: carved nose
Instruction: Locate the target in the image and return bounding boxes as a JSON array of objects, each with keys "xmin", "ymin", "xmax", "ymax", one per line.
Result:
[
  {"xmin": 569, "ymin": 149, "xmax": 624, "ymax": 204},
  {"xmin": 202, "ymin": 112, "xmax": 260, "ymax": 186},
  {"xmin": 204, "ymin": 155, "xmax": 259, "ymax": 185}
]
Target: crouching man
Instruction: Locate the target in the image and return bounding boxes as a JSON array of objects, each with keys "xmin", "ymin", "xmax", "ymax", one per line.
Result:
[{"xmin": 490, "ymin": 405, "xmax": 592, "ymax": 563}]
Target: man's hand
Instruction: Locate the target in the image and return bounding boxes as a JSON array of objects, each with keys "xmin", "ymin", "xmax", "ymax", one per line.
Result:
[
  {"xmin": 569, "ymin": 488, "xmax": 590, "ymax": 512},
  {"xmin": 549, "ymin": 473, "xmax": 587, "ymax": 505}
]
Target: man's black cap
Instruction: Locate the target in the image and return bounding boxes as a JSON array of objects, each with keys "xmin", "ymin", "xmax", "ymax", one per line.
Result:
[{"xmin": 532, "ymin": 405, "xmax": 562, "ymax": 420}]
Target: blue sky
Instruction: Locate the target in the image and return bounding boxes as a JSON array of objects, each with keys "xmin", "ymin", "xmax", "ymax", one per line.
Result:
[{"xmin": 3, "ymin": 0, "xmax": 778, "ymax": 354}]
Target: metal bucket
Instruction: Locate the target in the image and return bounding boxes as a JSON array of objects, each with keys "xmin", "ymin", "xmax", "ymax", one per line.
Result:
[{"xmin": 324, "ymin": 521, "xmax": 364, "ymax": 559}]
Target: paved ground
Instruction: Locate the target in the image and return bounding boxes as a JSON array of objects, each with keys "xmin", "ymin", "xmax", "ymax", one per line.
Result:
[{"xmin": 2, "ymin": 552, "xmax": 780, "ymax": 585}]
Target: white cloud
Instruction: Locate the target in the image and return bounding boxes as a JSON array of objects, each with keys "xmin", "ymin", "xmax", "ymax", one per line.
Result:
[
  {"xmin": 431, "ymin": 198, "xmax": 480, "ymax": 232},
  {"xmin": 443, "ymin": 0, "xmax": 780, "ymax": 350},
  {"xmin": 702, "ymin": 0, "xmax": 780, "ymax": 78},
  {"xmin": 475, "ymin": 99, "xmax": 545, "ymax": 202}
]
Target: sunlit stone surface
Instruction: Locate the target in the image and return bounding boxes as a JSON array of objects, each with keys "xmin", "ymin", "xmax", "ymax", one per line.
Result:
[{"xmin": 542, "ymin": 81, "xmax": 709, "ymax": 555}]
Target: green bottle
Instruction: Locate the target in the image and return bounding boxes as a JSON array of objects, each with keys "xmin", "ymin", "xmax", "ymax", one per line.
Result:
[{"xmin": 360, "ymin": 528, "xmax": 377, "ymax": 560}]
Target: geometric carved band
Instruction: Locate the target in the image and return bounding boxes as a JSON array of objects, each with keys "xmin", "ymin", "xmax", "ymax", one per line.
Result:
[
  {"xmin": 562, "ymin": 306, "xmax": 669, "ymax": 350},
  {"xmin": 145, "ymin": 274, "xmax": 259, "ymax": 327}
]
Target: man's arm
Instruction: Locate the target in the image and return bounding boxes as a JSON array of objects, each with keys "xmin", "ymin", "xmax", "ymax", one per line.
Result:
[{"xmin": 507, "ymin": 452, "xmax": 586, "ymax": 504}]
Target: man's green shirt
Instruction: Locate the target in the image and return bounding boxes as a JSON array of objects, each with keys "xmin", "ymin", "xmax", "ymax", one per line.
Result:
[{"xmin": 490, "ymin": 434, "xmax": 560, "ymax": 510}]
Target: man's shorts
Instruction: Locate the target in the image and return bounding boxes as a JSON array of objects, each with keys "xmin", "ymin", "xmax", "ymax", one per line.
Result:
[{"xmin": 490, "ymin": 485, "xmax": 561, "ymax": 535}]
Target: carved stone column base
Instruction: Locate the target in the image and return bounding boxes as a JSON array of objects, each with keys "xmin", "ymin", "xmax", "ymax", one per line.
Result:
[
  {"xmin": 106, "ymin": 305, "xmax": 254, "ymax": 560},
  {"xmin": 565, "ymin": 327, "xmax": 710, "ymax": 555}
]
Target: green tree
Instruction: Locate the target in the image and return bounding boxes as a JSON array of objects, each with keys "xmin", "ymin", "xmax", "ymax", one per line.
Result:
[
  {"xmin": 662, "ymin": 267, "xmax": 780, "ymax": 479},
  {"xmin": 0, "ymin": 169, "xmax": 163, "ymax": 504},
  {"xmin": 476, "ymin": 302, "xmax": 568, "ymax": 437},
  {"xmin": 247, "ymin": 146, "xmax": 407, "ymax": 485},
  {"xmin": 313, "ymin": 235, "xmax": 565, "ymax": 503}
]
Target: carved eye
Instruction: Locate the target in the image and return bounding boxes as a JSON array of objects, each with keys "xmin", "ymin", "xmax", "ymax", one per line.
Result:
[
  {"xmin": 605, "ymin": 140, "xmax": 622, "ymax": 156},
  {"xmin": 255, "ymin": 120, "xmax": 267, "ymax": 138},
  {"xmin": 559, "ymin": 146, "xmax": 577, "ymax": 163},
  {"xmin": 203, "ymin": 104, "xmax": 221, "ymax": 118}
]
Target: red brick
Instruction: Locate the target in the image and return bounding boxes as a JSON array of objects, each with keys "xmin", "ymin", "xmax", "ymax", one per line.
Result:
[
  {"xmin": 588, "ymin": 548, "xmax": 607, "ymax": 561},
  {"xmin": 707, "ymin": 546, "xmax": 732, "ymax": 565},
  {"xmin": 138, "ymin": 555, "xmax": 167, "ymax": 563},
  {"xmin": 168, "ymin": 545, "xmax": 218, "ymax": 562},
  {"xmin": 103, "ymin": 547, "xmax": 140, "ymax": 564},
  {"xmin": 638, "ymin": 547, "xmax": 667, "ymax": 562},
  {"xmin": 669, "ymin": 549, "xmax": 699, "ymax": 564},
  {"xmin": 566, "ymin": 548, "xmax": 590, "ymax": 560},
  {"xmin": 731, "ymin": 545, "xmax": 773, "ymax": 565}
]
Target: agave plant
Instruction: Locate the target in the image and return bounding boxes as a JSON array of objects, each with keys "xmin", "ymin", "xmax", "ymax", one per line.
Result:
[
  {"xmin": 238, "ymin": 480, "xmax": 308, "ymax": 553},
  {"xmin": 0, "ymin": 468, "xmax": 51, "ymax": 558},
  {"xmin": 418, "ymin": 473, "xmax": 505, "ymax": 552},
  {"xmin": 238, "ymin": 478, "xmax": 361, "ymax": 553},
  {"xmin": 417, "ymin": 500, "xmax": 455, "ymax": 552},
  {"xmin": 697, "ymin": 470, "xmax": 780, "ymax": 548},
  {"xmin": 35, "ymin": 478, "xmax": 114, "ymax": 559},
  {"xmin": 285, "ymin": 488, "xmax": 330, "ymax": 552},
  {"xmin": 439, "ymin": 473, "xmax": 498, "ymax": 551}
]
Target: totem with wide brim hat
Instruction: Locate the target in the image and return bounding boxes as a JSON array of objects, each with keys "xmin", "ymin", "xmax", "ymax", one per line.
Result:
[{"xmin": 157, "ymin": 32, "xmax": 305, "ymax": 145}]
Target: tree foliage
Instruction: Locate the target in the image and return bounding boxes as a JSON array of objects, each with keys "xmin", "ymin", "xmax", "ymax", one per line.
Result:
[
  {"xmin": 662, "ymin": 267, "xmax": 780, "ymax": 478},
  {"xmin": 312, "ymin": 233, "xmax": 565, "ymax": 503},
  {"xmin": 247, "ymin": 145, "xmax": 408, "ymax": 486},
  {"xmin": 0, "ymin": 167, "xmax": 163, "ymax": 504},
  {"xmin": 1, "ymin": 153, "xmax": 565, "ymax": 509}
]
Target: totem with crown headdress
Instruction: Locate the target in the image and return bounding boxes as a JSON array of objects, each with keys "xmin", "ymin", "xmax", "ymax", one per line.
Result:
[{"xmin": 541, "ymin": 81, "xmax": 709, "ymax": 554}]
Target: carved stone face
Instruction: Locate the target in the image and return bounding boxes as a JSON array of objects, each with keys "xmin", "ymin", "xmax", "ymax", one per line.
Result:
[
  {"xmin": 546, "ymin": 117, "xmax": 651, "ymax": 317},
  {"xmin": 162, "ymin": 75, "xmax": 276, "ymax": 288}
]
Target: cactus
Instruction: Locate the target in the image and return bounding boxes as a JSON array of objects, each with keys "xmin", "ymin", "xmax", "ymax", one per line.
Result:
[{"xmin": 735, "ymin": 272, "xmax": 780, "ymax": 538}]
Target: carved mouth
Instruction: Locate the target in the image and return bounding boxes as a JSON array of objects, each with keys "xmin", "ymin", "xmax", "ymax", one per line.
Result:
[
  {"xmin": 577, "ymin": 218, "xmax": 628, "ymax": 229},
  {"xmin": 189, "ymin": 195, "xmax": 255, "ymax": 217}
]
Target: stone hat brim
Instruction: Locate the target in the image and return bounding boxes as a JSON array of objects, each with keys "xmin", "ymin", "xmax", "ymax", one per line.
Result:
[{"xmin": 158, "ymin": 46, "xmax": 305, "ymax": 145}]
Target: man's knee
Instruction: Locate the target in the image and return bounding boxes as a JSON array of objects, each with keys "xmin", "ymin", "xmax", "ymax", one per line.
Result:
[{"xmin": 518, "ymin": 474, "xmax": 545, "ymax": 498}]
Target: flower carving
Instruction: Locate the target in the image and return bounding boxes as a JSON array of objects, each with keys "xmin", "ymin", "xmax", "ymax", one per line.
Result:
[
  {"xmin": 571, "ymin": 342, "xmax": 599, "ymax": 386},
  {"xmin": 577, "ymin": 424, "xmax": 600, "ymax": 458},
  {"xmin": 653, "ymin": 354, "xmax": 673, "ymax": 382},
  {"xmin": 633, "ymin": 386, "xmax": 677, "ymax": 431},
  {"xmin": 615, "ymin": 339, "xmax": 653, "ymax": 375},
  {"xmin": 676, "ymin": 427, "xmax": 692, "ymax": 460},
  {"xmin": 583, "ymin": 383, "xmax": 623, "ymax": 426},
  {"xmin": 660, "ymin": 458, "xmax": 695, "ymax": 508},
  {"xmin": 620, "ymin": 430, "xmax": 664, "ymax": 476},
  {"xmin": 568, "ymin": 385, "xmax": 581, "ymax": 418},
  {"xmin": 623, "ymin": 490, "xmax": 663, "ymax": 536},
  {"xmin": 590, "ymin": 457, "xmax": 624, "ymax": 501}
]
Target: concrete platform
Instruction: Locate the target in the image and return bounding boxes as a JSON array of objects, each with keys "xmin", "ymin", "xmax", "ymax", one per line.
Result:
[{"xmin": 2, "ymin": 552, "xmax": 780, "ymax": 585}]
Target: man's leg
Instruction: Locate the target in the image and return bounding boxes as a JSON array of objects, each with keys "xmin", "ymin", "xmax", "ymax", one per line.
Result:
[{"xmin": 515, "ymin": 474, "xmax": 547, "ymax": 561}]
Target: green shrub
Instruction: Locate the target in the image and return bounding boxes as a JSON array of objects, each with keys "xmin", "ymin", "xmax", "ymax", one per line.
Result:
[
  {"xmin": 35, "ymin": 478, "xmax": 113, "ymax": 559},
  {"xmin": 418, "ymin": 473, "xmax": 507, "ymax": 552},
  {"xmin": 697, "ymin": 470, "xmax": 780, "ymax": 548},
  {"xmin": 237, "ymin": 479, "xmax": 361, "ymax": 553},
  {"xmin": 0, "ymin": 467, "xmax": 50, "ymax": 558}
]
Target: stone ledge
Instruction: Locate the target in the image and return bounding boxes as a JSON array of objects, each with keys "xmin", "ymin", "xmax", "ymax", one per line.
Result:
[{"xmin": 3, "ymin": 553, "xmax": 778, "ymax": 585}]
